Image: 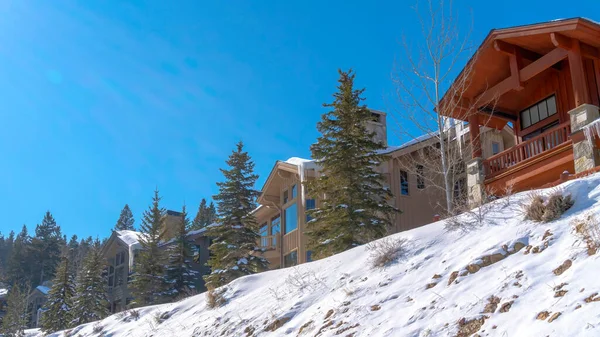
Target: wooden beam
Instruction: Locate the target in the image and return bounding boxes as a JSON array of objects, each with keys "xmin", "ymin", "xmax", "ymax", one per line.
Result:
[
  {"xmin": 569, "ymin": 40, "xmax": 592, "ymax": 106},
  {"xmin": 509, "ymin": 52, "xmax": 524, "ymax": 91},
  {"xmin": 475, "ymin": 47, "xmax": 568, "ymax": 106},
  {"xmin": 519, "ymin": 47, "xmax": 568, "ymax": 81},
  {"xmin": 550, "ymin": 32, "xmax": 572, "ymax": 49},
  {"xmin": 551, "ymin": 32, "xmax": 600, "ymax": 60},
  {"xmin": 468, "ymin": 113, "xmax": 482, "ymax": 158},
  {"xmin": 478, "ymin": 106, "xmax": 518, "ymax": 121}
]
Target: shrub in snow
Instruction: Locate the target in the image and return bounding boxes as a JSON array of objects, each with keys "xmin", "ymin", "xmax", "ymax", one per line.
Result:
[
  {"xmin": 284, "ymin": 267, "xmax": 326, "ymax": 293},
  {"xmin": 573, "ymin": 213, "xmax": 600, "ymax": 255},
  {"xmin": 92, "ymin": 323, "xmax": 103, "ymax": 333},
  {"xmin": 523, "ymin": 190, "xmax": 574, "ymax": 223},
  {"xmin": 206, "ymin": 287, "xmax": 227, "ymax": 309},
  {"xmin": 129, "ymin": 309, "xmax": 141, "ymax": 320},
  {"xmin": 367, "ymin": 237, "xmax": 408, "ymax": 268}
]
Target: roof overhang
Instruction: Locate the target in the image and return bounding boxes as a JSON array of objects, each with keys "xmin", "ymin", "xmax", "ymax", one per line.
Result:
[
  {"xmin": 440, "ymin": 17, "xmax": 600, "ymax": 124},
  {"xmin": 257, "ymin": 161, "xmax": 299, "ymax": 206}
]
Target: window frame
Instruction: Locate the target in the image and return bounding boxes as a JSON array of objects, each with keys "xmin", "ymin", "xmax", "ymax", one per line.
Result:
[
  {"xmin": 284, "ymin": 250, "xmax": 298, "ymax": 267},
  {"xmin": 519, "ymin": 94, "xmax": 559, "ymax": 136},
  {"xmin": 400, "ymin": 170, "xmax": 409, "ymax": 196}
]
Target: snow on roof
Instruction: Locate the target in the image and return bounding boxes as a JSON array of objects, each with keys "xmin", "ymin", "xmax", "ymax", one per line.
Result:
[
  {"xmin": 158, "ymin": 223, "xmax": 216, "ymax": 248},
  {"xmin": 0, "ymin": 288, "xmax": 7, "ymax": 297},
  {"xmin": 116, "ymin": 230, "xmax": 145, "ymax": 247},
  {"xmin": 36, "ymin": 286, "xmax": 50, "ymax": 295}
]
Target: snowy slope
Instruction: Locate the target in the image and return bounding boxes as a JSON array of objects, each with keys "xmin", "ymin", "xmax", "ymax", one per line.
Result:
[{"xmin": 28, "ymin": 174, "xmax": 600, "ymax": 337}]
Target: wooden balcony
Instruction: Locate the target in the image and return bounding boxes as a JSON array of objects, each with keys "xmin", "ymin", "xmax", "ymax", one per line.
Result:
[
  {"xmin": 258, "ymin": 234, "xmax": 280, "ymax": 251},
  {"xmin": 483, "ymin": 121, "xmax": 571, "ymax": 178}
]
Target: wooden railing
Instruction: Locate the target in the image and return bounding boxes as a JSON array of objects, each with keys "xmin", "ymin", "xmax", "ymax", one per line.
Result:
[
  {"xmin": 258, "ymin": 234, "xmax": 280, "ymax": 250},
  {"xmin": 483, "ymin": 121, "xmax": 571, "ymax": 178},
  {"xmin": 282, "ymin": 230, "xmax": 299, "ymax": 254}
]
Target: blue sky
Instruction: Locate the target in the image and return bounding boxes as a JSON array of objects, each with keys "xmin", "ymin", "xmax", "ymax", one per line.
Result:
[{"xmin": 0, "ymin": 1, "xmax": 598, "ymax": 239}]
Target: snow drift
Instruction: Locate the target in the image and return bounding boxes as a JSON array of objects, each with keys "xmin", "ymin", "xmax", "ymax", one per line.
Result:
[{"xmin": 28, "ymin": 173, "xmax": 600, "ymax": 337}]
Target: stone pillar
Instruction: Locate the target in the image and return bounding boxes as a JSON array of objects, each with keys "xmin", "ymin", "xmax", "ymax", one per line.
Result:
[
  {"xmin": 569, "ymin": 104, "xmax": 600, "ymax": 173},
  {"xmin": 466, "ymin": 157, "xmax": 485, "ymax": 207}
]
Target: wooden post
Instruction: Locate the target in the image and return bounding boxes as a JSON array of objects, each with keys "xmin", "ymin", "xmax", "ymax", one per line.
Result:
[
  {"xmin": 469, "ymin": 114, "xmax": 482, "ymax": 158},
  {"xmin": 568, "ymin": 40, "xmax": 592, "ymax": 106}
]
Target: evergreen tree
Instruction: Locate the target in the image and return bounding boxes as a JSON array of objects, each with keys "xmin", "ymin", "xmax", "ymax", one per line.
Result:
[
  {"xmin": 71, "ymin": 239, "xmax": 108, "ymax": 326},
  {"xmin": 129, "ymin": 189, "xmax": 168, "ymax": 306},
  {"xmin": 204, "ymin": 142, "xmax": 268, "ymax": 289},
  {"xmin": 40, "ymin": 253, "xmax": 76, "ymax": 333},
  {"xmin": 207, "ymin": 202, "xmax": 217, "ymax": 226},
  {"xmin": 0, "ymin": 284, "xmax": 29, "ymax": 337},
  {"xmin": 6, "ymin": 226, "xmax": 30, "ymax": 287},
  {"xmin": 165, "ymin": 205, "xmax": 198, "ymax": 298},
  {"xmin": 191, "ymin": 199, "xmax": 208, "ymax": 230},
  {"xmin": 305, "ymin": 69, "xmax": 399, "ymax": 258},
  {"xmin": 66, "ymin": 235, "xmax": 80, "ymax": 275},
  {"xmin": 114, "ymin": 204, "xmax": 135, "ymax": 231},
  {"xmin": 30, "ymin": 211, "xmax": 63, "ymax": 286},
  {"xmin": 74, "ymin": 236, "xmax": 94, "ymax": 276}
]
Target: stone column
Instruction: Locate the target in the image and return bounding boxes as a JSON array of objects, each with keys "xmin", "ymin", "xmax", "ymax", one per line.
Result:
[
  {"xmin": 466, "ymin": 157, "xmax": 485, "ymax": 207},
  {"xmin": 568, "ymin": 104, "xmax": 600, "ymax": 173}
]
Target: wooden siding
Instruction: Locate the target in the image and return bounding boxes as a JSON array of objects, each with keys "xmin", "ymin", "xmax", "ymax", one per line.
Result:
[{"xmin": 282, "ymin": 230, "xmax": 299, "ymax": 255}]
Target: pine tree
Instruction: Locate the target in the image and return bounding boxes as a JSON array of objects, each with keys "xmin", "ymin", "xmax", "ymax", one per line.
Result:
[
  {"xmin": 204, "ymin": 142, "xmax": 269, "ymax": 289},
  {"xmin": 6, "ymin": 226, "xmax": 30, "ymax": 287},
  {"xmin": 191, "ymin": 199, "xmax": 208, "ymax": 230},
  {"xmin": 30, "ymin": 211, "xmax": 63, "ymax": 286},
  {"xmin": 305, "ymin": 69, "xmax": 399, "ymax": 258},
  {"xmin": 114, "ymin": 204, "xmax": 135, "ymax": 231},
  {"xmin": 40, "ymin": 253, "xmax": 76, "ymax": 333},
  {"xmin": 0, "ymin": 284, "xmax": 29, "ymax": 337},
  {"xmin": 71, "ymin": 239, "xmax": 109, "ymax": 326},
  {"xmin": 165, "ymin": 205, "xmax": 198, "ymax": 298},
  {"xmin": 66, "ymin": 235, "xmax": 80, "ymax": 275},
  {"xmin": 130, "ymin": 189, "xmax": 168, "ymax": 306}
]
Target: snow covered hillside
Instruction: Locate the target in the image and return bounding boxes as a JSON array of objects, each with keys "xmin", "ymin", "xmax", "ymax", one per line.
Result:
[{"xmin": 28, "ymin": 174, "xmax": 600, "ymax": 337}]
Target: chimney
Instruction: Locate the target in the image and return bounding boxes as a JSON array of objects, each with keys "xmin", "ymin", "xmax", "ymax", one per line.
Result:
[
  {"xmin": 162, "ymin": 210, "xmax": 182, "ymax": 241},
  {"xmin": 366, "ymin": 110, "xmax": 388, "ymax": 147}
]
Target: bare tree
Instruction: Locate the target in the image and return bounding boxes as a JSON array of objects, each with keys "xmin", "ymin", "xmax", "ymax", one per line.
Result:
[{"xmin": 391, "ymin": 0, "xmax": 498, "ymax": 214}]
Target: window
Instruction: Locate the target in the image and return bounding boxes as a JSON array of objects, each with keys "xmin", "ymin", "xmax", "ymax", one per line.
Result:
[
  {"xmin": 271, "ymin": 216, "xmax": 281, "ymax": 245},
  {"xmin": 284, "ymin": 251, "xmax": 298, "ymax": 267},
  {"xmin": 492, "ymin": 142, "xmax": 500, "ymax": 155},
  {"xmin": 305, "ymin": 199, "xmax": 316, "ymax": 222},
  {"xmin": 416, "ymin": 165, "xmax": 425, "ymax": 190},
  {"xmin": 108, "ymin": 265, "xmax": 115, "ymax": 287},
  {"xmin": 400, "ymin": 170, "xmax": 409, "ymax": 195},
  {"xmin": 115, "ymin": 251, "xmax": 125, "ymax": 266},
  {"xmin": 306, "ymin": 250, "xmax": 313, "ymax": 262},
  {"xmin": 520, "ymin": 95, "xmax": 557, "ymax": 130},
  {"xmin": 259, "ymin": 223, "xmax": 268, "ymax": 247},
  {"xmin": 284, "ymin": 204, "xmax": 298, "ymax": 234},
  {"xmin": 291, "ymin": 184, "xmax": 297, "ymax": 199},
  {"xmin": 283, "ymin": 189, "xmax": 289, "ymax": 204},
  {"xmin": 116, "ymin": 266, "xmax": 125, "ymax": 286}
]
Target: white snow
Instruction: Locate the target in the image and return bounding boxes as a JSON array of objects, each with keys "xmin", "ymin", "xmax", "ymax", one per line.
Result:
[
  {"xmin": 582, "ymin": 118, "xmax": 600, "ymax": 146},
  {"xmin": 26, "ymin": 173, "xmax": 600, "ymax": 337},
  {"xmin": 116, "ymin": 230, "xmax": 144, "ymax": 269},
  {"xmin": 0, "ymin": 288, "xmax": 7, "ymax": 297},
  {"xmin": 36, "ymin": 286, "xmax": 50, "ymax": 295},
  {"xmin": 285, "ymin": 157, "xmax": 320, "ymax": 206}
]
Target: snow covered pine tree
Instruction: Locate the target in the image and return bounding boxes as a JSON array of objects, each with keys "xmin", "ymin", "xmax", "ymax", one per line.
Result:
[
  {"xmin": 165, "ymin": 204, "xmax": 198, "ymax": 298},
  {"xmin": 305, "ymin": 69, "xmax": 399, "ymax": 258},
  {"xmin": 204, "ymin": 141, "xmax": 269, "ymax": 289},
  {"xmin": 71, "ymin": 239, "xmax": 109, "ymax": 326},
  {"xmin": 40, "ymin": 253, "xmax": 76, "ymax": 333}
]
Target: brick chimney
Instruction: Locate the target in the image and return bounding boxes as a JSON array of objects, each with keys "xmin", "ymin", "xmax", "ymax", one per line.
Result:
[{"xmin": 162, "ymin": 210, "xmax": 182, "ymax": 241}]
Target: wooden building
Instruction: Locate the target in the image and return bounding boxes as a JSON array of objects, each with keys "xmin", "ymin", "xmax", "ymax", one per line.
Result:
[{"xmin": 438, "ymin": 18, "xmax": 600, "ymax": 204}]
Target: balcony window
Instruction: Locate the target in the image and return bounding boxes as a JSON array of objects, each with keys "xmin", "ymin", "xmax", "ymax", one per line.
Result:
[
  {"xmin": 284, "ymin": 251, "xmax": 298, "ymax": 267},
  {"xmin": 520, "ymin": 95, "xmax": 557, "ymax": 130},
  {"xmin": 492, "ymin": 142, "xmax": 500, "ymax": 155},
  {"xmin": 259, "ymin": 223, "xmax": 269, "ymax": 247},
  {"xmin": 284, "ymin": 204, "xmax": 298, "ymax": 234},
  {"xmin": 400, "ymin": 170, "xmax": 409, "ymax": 196},
  {"xmin": 283, "ymin": 190, "xmax": 289, "ymax": 204},
  {"xmin": 291, "ymin": 184, "xmax": 297, "ymax": 199}
]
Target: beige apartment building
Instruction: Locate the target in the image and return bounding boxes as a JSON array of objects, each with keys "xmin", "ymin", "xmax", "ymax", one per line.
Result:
[{"xmin": 254, "ymin": 110, "xmax": 515, "ymax": 268}]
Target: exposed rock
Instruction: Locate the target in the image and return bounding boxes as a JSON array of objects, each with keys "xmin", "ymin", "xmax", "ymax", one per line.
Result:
[
  {"xmin": 370, "ymin": 305, "xmax": 381, "ymax": 311},
  {"xmin": 584, "ymin": 293, "xmax": 600, "ymax": 303},
  {"xmin": 536, "ymin": 311, "xmax": 551, "ymax": 320},
  {"xmin": 265, "ymin": 316, "xmax": 292, "ymax": 332},
  {"xmin": 460, "ymin": 270, "xmax": 469, "ymax": 277},
  {"xmin": 542, "ymin": 230, "xmax": 553, "ymax": 241},
  {"xmin": 499, "ymin": 301, "xmax": 513, "ymax": 313},
  {"xmin": 432, "ymin": 274, "xmax": 442, "ymax": 279},
  {"xmin": 548, "ymin": 312, "xmax": 561, "ymax": 323},
  {"xmin": 553, "ymin": 260, "xmax": 573, "ymax": 276},
  {"xmin": 575, "ymin": 304, "xmax": 582, "ymax": 310},
  {"xmin": 324, "ymin": 309, "xmax": 335, "ymax": 320},
  {"xmin": 448, "ymin": 271, "xmax": 459, "ymax": 285},
  {"xmin": 456, "ymin": 316, "xmax": 487, "ymax": 337},
  {"xmin": 298, "ymin": 320, "xmax": 314, "ymax": 336},
  {"xmin": 426, "ymin": 283, "xmax": 437, "ymax": 289},
  {"xmin": 467, "ymin": 264, "xmax": 481, "ymax": 274},
  {"xmin": 554, "ymin": 290, "xmax": 568, "ymax": 297}
]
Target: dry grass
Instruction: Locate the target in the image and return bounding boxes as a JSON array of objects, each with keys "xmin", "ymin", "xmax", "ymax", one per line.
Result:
[
  {"xmin": 523, "ymin": 190, "xmax": 574, "ymax": 223},
  {"xmin": 366, "ymin": 237, "xmax": 408, "ymax": 268}
]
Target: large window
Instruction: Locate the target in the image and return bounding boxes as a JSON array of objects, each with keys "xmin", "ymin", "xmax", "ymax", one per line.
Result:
[
  {"xmin": 259, "ymin": 223, "xmax": 268, "ymax": 247},
  {"xmin": 291, "ymin": 184, "xmax": 297, "ymax": 199},
  {"xmin": 520, "ymin": 95, "xmax": 557, "ymax": 130},
  {"xmin": 416, "ymin": 165, "xmax": 425, "ymax": 190},
  {"xmin": 305, "ymin": 199, "xmax": 316, "ymax": 222},
  {"xmin": 271, "ymin": 216, "xmax": 280, "ymax": 245},
  {"xmin": 400, "ymin": 170, "xmax": 409, "ymax": 196},
  {"xmin": 284, "ymin": 251, "xmax": 298, "ymax": 267},
  {"xmin": 492, "ymin": 142, "xmax": 500, "ymax": 155},
  {"xmin": 284, "ymin": 204, "xmax": 298, "ymax": 234}
]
